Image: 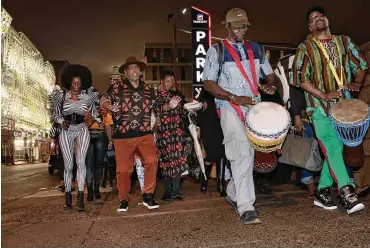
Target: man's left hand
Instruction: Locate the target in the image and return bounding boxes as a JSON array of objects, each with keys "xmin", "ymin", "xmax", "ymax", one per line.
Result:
[
  {"xmin": 99, "ymin": 107, "xmax": 108, "ymax": 117},
  {"xmin": 260, "ymin": 84, "xmax": 277, "ymax": 95}
]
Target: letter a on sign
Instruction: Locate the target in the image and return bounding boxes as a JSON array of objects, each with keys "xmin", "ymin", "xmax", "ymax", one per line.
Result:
[{"xmin": 195, "ymin": 45, "xmax": 206, "ymax": 56}]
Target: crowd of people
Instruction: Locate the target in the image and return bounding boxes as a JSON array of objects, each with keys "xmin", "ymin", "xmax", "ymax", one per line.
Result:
[{"xmin": 50, "ymin": 6, "xmax": 369, "ymax": 225}]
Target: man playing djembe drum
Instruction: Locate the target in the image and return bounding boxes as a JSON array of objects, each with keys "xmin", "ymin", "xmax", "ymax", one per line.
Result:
[
  {"xmin": 203, "ymin": 8, "xmax": 277, "ymax": 224},
  {"xmin": 291, "ymin": 6, "xmax": 368, "ymax": 214}
]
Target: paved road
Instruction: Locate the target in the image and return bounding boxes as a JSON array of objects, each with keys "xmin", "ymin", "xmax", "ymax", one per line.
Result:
[
  {"xmin": 1, "ymin": 163, "xmax": 60, "ymax": 204},
  {"xmin": 1, "ymin": 164, "xmax": 370, "ymax": 248}
]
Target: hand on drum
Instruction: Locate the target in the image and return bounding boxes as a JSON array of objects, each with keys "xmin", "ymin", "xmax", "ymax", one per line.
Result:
[
  {"xmin": 231, "ymin": 95, "xmax": 255, "ymax": 106},
  {"xmin": 346, "ymin": 82, "xmax": 361, "ymax": 92},
  {"xmin": 323, "ymin": 90, "xmax": 341, "ymax": 101},
  {"xmin": 259, "ymin": 84, "xmax": 277, "ymax": 95}
]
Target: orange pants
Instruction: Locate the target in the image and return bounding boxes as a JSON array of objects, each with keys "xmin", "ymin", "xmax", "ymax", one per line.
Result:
[{"xmin": 114, "ymin": 134, "xmax": 158, "ymax": 201}]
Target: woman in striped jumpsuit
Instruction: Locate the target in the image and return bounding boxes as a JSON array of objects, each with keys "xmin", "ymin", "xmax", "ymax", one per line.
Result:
[{"xmin": 52, "ymin": 64, "xmax": 96, "ymax": 211}]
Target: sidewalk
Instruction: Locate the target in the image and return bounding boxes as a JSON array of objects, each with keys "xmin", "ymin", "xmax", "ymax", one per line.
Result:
[
  {"xmin": 2, "ymin": 180, "xmax": 369, "ymax": 248},
  {"xmin": 2, "ymin": 161, "xmax": 47, "ymax": 166}
]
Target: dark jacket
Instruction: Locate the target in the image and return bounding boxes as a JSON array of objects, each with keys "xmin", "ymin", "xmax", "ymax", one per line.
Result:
[{"xmin": 196, "ymin": 90, "xmax": 225, "ymax": 162}]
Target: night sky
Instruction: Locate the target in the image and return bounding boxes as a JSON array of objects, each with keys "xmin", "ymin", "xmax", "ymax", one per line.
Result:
[{"xmin": 3, "ymin": 0, "xmax": 369, "ymax": 93}]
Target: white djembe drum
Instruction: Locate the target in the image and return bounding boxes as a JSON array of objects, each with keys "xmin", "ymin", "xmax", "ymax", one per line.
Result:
[{"xmin": 245, "ymin": 102, "xmax": 291, "ymax": 153}]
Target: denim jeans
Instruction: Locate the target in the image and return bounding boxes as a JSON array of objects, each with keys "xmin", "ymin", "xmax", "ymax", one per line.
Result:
[
  {"xmin": 86, "ymin": 132, "xmax": 107, "ymax": 187},
  {"xmin": 163, "ymin": 176, "xmax": 181, "ymax": 196}
]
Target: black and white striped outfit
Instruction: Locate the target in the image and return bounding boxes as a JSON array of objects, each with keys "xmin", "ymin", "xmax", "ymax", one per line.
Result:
[{"xmin": 52, "ymin": 91, "xmax": 96, "ymax": 192}]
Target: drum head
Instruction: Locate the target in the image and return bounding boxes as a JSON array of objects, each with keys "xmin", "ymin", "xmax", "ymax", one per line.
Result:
[
  {"xmin": 246, "ymin": 102, "xmax": 289, "ymax": 135},
  {"xmin": 331, "ymin": 99, "xmax": 369, "ymax": 124}
]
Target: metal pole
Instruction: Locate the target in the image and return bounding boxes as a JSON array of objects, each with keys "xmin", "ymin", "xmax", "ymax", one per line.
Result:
[{"xmin": 173, "ymin": 24, "xmax": 177, "ymax": 76}]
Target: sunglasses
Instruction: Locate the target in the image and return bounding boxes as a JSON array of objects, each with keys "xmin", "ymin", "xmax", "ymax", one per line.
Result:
[
  {"xmin": 229, "ymin": 23, "xmax": 249, "ymax": 31},
  {"xmin": 309, "ymin": 13, "xmax": 325, "ymax": 24}
]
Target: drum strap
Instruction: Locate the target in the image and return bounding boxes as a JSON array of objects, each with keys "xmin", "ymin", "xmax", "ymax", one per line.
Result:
[
  {"xmin": 223, "ymin": 40, "xmax": 259, "ymax": 97},
  {"xmin": 312, "ymin": 36, "xmax": 343, "ymax": 87},
  {"xmin": 222, "ymin": 40, "xmax": 259, "ymax": 122}
]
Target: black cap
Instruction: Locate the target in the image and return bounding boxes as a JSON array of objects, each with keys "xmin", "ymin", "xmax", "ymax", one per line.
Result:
[{"xmin": 306, "ymin": 6, "xmax": 325, "ymax": 21}]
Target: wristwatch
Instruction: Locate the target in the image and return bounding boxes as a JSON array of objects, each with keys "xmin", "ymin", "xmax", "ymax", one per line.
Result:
[{"xmin": 228, "ymin": 94, "xmax": 235, "ymax": 101}]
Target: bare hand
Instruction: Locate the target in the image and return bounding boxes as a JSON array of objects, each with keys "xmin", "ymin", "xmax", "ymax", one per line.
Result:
[
  {"xmin": 109, "ymin": 103, "xmax": 121, "ymax": 113},
  {"xmin": 169, "ymin": 96, "xmax": 182, "ymax": 109},
  {"xmin": 85, "ymin": 109, "xmax": 94, "ymax": 127},
  {"xmin": 62, "ymin": 120, "xmax": 70, "ymax": 130},
  {"xmin": 202, "ymin": 102, "xmax": 208, "ymax": 111},
  {"xmin": 231, "ymin": 96, "xmax": 256, "ymax": 106},
  {"xmin": 99, "ymin": 107, "xmax": 108, "ymax": 117},
  {"xmin": 323, "ymin": 90, "xmax": 341, "ymax": 101},
  {"xmin": 260, "ymin": 84, "xmax": 277, "ymax": 95},
  {"xmin": 346, "ymin": 83, "xmax": 361, "ymax": 92},
  {"xmin": 108, "ymin": 140, "xmax": 114, "ymax": 150},
  {"xmin": 293, "ymin": 116, "xmax": 305, "ymax": 133},
  {"xmin": 140, "ymin": 56, "xmax": 148, "ymax": 64}
]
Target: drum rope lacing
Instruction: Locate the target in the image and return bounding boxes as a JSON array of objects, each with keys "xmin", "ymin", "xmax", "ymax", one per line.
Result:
[{"xmin": 244, "ymin": 108, "xmax": 292, "ymax": 139}]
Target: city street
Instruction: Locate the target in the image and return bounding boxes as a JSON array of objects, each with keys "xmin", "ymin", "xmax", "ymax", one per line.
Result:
[{"xmin": 1, "ymin": 163, "xmax": 370, "ymax": 248}]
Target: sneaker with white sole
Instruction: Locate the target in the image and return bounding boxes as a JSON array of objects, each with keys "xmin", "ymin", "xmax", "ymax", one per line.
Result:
[
  {"xmin": 117, "ymin": 200, "xmax": 128, "ymax": 212},
  {"xmin": 142, "ymin": 193, "xmax": 159, "ymax": 210},
  {"xmin": 339, "ymin": 185, "xmax": 365, "ymax": 215},
  {"xmin": 314, "ymin": 187, "xmax": 338, "ymax": 210}
]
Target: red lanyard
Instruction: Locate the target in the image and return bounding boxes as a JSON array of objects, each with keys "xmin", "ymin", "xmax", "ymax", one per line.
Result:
[{"xmin": 223, "ymin": 40, "xmax": 259, "ymax": 97}]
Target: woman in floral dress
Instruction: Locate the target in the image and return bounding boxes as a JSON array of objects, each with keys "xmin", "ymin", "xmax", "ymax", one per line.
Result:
[{"xmin": 154, "ymin": 70, "xmax": 188, "ymax": 201}]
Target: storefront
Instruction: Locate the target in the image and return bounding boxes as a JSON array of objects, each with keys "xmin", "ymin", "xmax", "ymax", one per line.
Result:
[{"xmin": 1, "ymin": 7, "xmax": 55, "ymax": 164}]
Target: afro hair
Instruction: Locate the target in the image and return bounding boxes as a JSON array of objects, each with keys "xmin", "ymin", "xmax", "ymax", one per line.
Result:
[{"xmin": 60, "ymin": 64, "xmax": 92, "ymax": 90}]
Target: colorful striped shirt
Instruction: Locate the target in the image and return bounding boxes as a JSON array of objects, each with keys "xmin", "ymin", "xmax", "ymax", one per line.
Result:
[{"xmin": 291, "ymin": 35, "xmax": 368, "ymax": 114}]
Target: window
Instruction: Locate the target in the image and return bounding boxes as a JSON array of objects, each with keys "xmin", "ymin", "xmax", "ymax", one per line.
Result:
[
  {"xmin": 152, "ymin": 66, "xmax": 158, "ymax": 81},
  {"xmin": 153, "ymin": 49, "xmax": 157, "ymax": 62},
  {"xmin": 180, "ymin": 67, "xmax": 185, "ymax": 80}
]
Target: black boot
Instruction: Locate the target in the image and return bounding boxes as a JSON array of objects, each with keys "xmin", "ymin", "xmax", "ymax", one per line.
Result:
[
  {"xmin": 65, "ymin": 191, "xmax": 72, "ymax": 210},
  {"xmin": 200, "ymin": 163, "xmax": 212, "ymax": 194},
  {"xmin": 94, "ymin": 184, "xmax": 101, "ymax": 200},
  {"xmin": 87, "ymin": 186, "xmax": 94, "ymax": 202},
  {"xmin": 77, "ymin": 191, "xmax": 85, "ymax": 211}
]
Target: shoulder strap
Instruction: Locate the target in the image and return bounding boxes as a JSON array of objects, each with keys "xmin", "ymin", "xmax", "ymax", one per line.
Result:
[
  {"xmin": 259, "ymin": 44, "xmax": 266, "ymax": 64},
  {"xmin": 226, "ymin": 40, "xmax": 258, "ymax": 96},
  {"xmin": 216, "ymin": 40, "xmax": 224, "ymax": 82}
]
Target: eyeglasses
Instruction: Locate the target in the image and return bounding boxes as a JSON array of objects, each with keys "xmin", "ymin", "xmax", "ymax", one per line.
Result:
[
  {"xmin": 309, "ymin": 13, "xmax": 324, "ymax": 24},
  {"xmin": 229, "ymin": 23, "xmax": 249, "ymax": 31}
]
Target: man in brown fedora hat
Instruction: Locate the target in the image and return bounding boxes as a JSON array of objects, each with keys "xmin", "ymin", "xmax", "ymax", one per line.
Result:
[
  {"xmin": 101, "ymin": 56, "xmax": 159, "ymax": 212},
  {"xmin": 203, "ymin": 8, "xmax": 278, "ymax": 224}
]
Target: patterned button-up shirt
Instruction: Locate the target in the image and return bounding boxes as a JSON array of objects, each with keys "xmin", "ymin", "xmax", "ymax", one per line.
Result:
[
  {"xmin": 291, "ymin": 35, "xmax": 368, "ymax": 114},
  {"xmin": 202, "ymin": 39, "xmax": 273, "ymax": 115}
]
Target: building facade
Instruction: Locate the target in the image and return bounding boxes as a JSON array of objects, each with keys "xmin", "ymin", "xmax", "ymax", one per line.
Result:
[
  {"xmin": 1, "ymin": 8, "xmax": 55, "ymax": 163},
  {"xmin": 142, "ymin": 41, "xmax": 296, "ymax": 100},
  {"xmin": 143, "ymin": 42, "xmax": 193, "ymax": 100}
]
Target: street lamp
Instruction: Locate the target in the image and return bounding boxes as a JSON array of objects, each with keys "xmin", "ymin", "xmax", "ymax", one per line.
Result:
[{"xmin": 167, "ymin": 8, "xmax": 187, "ymax": 75}]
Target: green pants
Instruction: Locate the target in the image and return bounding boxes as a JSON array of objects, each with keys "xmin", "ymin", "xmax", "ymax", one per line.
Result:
[{"xmin": 311, "ymin": 108, "xmax": 354, "ymax": 192}]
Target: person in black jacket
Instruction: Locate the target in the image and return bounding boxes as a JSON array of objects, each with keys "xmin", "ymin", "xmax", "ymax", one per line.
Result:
[{"xmin": 197, "ymin": 90, "xmax": 229, "ymax": 196}]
